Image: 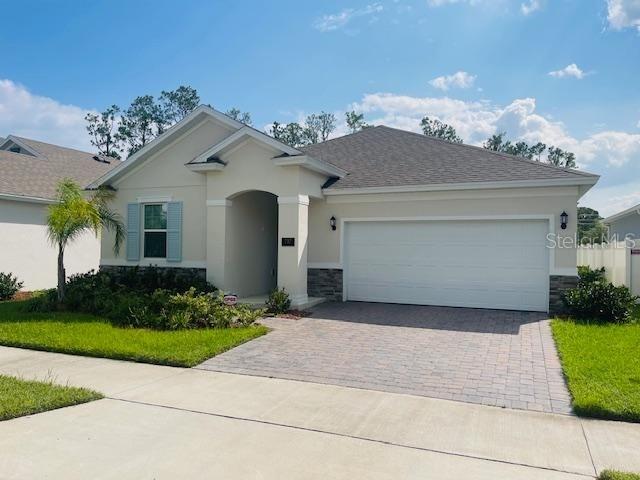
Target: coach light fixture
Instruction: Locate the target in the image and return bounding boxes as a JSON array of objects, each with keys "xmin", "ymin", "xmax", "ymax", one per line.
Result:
[
  {"xmin": 560, "ymin": 211, "xmax": 568, "ymax": 230},
  {"xmin": 330, "ymin": 216, "xmax": 337, "ymax": 231}
]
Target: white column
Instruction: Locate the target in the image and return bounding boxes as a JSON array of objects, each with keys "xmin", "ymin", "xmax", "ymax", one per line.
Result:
[
  {"xmin": 206, "ymin": 199, "xmax": 231, "ymax": 290},
  {"xmin": 277, "ymin": 195, "xmax": 309, "ymax": 307}
]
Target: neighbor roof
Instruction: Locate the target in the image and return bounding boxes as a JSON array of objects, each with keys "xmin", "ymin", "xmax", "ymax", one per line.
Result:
[
  {"xmin": 0, "ymin": 136, "xmax": 120, "ymax": 202},
  {"xmin": 604, "ymin": 203, "xmax": 640, "ymax": 224},
  {"xmin": 301, "ymin": 126, "xmax": 598, "ymax": 192}
]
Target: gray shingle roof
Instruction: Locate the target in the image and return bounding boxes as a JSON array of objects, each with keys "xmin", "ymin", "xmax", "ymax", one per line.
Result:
[
  {"xmin": 0, "ymin": 137, "xmax": 120, "ymax": 201},
  {"xmin": 301, "ymin": 126, "xmax": 597, "ymax": 190}
]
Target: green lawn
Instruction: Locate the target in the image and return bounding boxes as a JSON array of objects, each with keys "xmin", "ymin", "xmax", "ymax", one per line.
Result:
[
  {"xmin": 0, "ymin": 301, "xmax": 268, "ymax": 367},
  {"xmin": 0, "ymin": 375, "xmax": 101, "ymax": 421},
  {"xmin": 598, "ymin": 471, "xmax": 640, "ymax": 480},
  {"xmin": 551, "ymin": 310, "xmax": 640, "ymax": 423}
]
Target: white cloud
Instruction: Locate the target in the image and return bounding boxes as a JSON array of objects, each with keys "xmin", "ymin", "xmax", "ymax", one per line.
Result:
[
  {"xmin": 548, "ymin": 64, "xmax": 586, "ymax": 79},
  {"xmin": 429, "ymin": 71, "xmax": 476, "ymax": 91},
  {"xmin": 350, "ymin": 92, "xmax": 640, "ymax": 213},
  {"xmin": 606, "ymin": 0, "xmax": 640, "ymax": 31},
  {"xmin": 520, "ymin": 0, "xmax": 541, "ymax": 15},
  {"xmin": 0, "ymin": 79, "xmax": 93, "ymax": 151},
  {"xmin": 313, "ymin": 3, "xmax": 383, "ymax": 32}
]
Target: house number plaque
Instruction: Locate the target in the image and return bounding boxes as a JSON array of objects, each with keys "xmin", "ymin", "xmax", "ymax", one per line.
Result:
[{"xmin": 281, "ymin": 237, "xmax": 295, "ymax": 247}]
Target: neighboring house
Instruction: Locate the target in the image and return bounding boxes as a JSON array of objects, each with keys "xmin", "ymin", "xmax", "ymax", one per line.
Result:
[
  {"xmin": 0, "ymin": 135, "xmax": 120, "ymax": 290},
  {"xmin": 89, "ymin": 105, "xmax": 599, "ymax": 313},
  {"xmin": 604, "ymin": 203, "xmax": 640, "ymax": 240}
]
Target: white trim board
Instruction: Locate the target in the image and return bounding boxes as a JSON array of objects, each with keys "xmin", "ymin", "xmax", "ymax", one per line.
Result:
[
  {"xmin": 0, "ymin": 193, "xmax": 55, "ymax": 204},
  {"xmin": 324, "ymin": 177, "xmax": 598, "ymax": 197}
]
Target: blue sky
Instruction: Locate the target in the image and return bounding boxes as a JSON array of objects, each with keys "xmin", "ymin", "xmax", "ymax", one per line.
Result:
[{"xmin": 1, "ymin": 0, "xmax": 639, "ymax": 215}]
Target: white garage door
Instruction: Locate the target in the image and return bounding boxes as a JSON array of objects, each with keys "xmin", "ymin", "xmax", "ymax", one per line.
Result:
[{"xmin": 344, "ymin": 220, "xmax": 549, "ymax": 312}]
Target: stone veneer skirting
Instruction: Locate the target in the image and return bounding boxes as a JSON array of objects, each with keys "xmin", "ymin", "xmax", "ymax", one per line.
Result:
[
  {"xmin": 308, "ymin": 268, "xmax": 343, "ymax": 302},
  {"xmin": 99, "ymin": 265, "xmax": 207, "ymax": 282},
  {"xmin": 549, "ymin": 275, "xmax": 579, "ymax": 315}
]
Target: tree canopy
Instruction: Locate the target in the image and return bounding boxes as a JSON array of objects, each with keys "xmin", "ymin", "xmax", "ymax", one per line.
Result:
[
  {"xmin": 483, "ymin": 132, "xmax": 576, "ymax": 168},
  {"xmin": 85, "ymin": 85, "xmax": 201, "ymax": 158},
  {"xmin": 269, "ymin": 112, "xmax": 337, "ymax": 148},
  {"xmin": 420, "ymin": 117, "xmax": 462, "ymax": 143}
]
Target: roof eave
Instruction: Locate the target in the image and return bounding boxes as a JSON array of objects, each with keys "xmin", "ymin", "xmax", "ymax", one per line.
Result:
[
  {"xmin": 273, "ymin": 155, "xmax": 347, "ymax": 178},
  {"xmin": 323, "ymin": 177, "xmax": 599, "ymax": 196},
  {"xmin": 0, "ymin": 193, "xmax": 55, "ymax": 204},
  {"xmin": 603, "ymin": 203, "xmax": 640, "ymax": 224}
]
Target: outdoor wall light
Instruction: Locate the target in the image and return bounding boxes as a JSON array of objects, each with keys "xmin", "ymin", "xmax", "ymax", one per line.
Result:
[
  {"xmin": 330, "ymin": 216, "xmax": 337, "ymax": 231},
  {"xmin": 560, "ymin": 211, "xmax": 568, "ymax": 230}
]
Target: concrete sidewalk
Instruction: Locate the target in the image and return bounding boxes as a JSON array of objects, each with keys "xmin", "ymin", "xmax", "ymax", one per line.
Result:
[{"xmin": 1, "ymin": 346, "xmax": 639, "ymax": 479}]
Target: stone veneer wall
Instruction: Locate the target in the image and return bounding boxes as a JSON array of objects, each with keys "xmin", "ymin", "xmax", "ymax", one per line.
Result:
[
  {"xmin": 99, "ymin": 265, "xmax": 207, "ymax": 282},
  {"xmin": 308, "ymin": 268, "xmax": 343, "ymax": 301},
  {"xmin": 549, "ymin": 275, "xmax": 579, "ymax": 315}
]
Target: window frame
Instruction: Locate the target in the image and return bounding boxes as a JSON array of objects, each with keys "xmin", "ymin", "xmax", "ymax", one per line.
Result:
[{"xmin": 142, "ymin": 203, "xmax": 168, "ymax": 259}]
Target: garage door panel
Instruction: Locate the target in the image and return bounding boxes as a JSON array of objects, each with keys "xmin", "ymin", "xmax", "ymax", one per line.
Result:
[{"xmin": 345, "ymin": 220, "xmax": 549, "ymax": 312}]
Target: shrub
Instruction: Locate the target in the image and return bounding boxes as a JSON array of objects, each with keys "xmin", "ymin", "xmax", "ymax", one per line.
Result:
[
  {"xmin": 563, "ymin": 280, "xmax": 638, "ymax": 324},
  {"xmin": 265, "ymin": 288, "xmax": 291, "ymax": 314},
  {"xmin": 18, "ymin": 269, "xmax": 263, "ymax": 331},
  {"xmin": 577, "ymin": 265, "xmax": 606, "ymax": 285},
  {"xmin": 22, "ymin": 289, "xmax": 58, "ymax": 312},
  {"xmin": 100, "ymin": 266, "xmax": 216, "ymax": 295},
  {"xmin": 0, "ymin": 272, "xmax": 23, "ymax": 301}
]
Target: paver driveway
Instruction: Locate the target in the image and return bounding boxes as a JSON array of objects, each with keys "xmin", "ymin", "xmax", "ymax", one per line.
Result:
[{"xmin": 198, "ymin": 302, "xmax": 572, "ymax": 414}]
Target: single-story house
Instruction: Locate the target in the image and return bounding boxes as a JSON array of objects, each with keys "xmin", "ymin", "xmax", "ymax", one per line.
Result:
[
  {"xmin": 604, "ymin": 203, "xmax": 640, "ymax": 240},
  {"xmin": 0, "ymin": 135, "xmax": 119, "ymax": 290},
  {"xmin": 89, "ymin": 105, "xmax": 599, "ymax": 313}
]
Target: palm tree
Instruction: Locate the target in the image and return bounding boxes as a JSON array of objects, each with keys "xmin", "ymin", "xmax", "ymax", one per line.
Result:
[{"xmin": 47, "ymin": 179, "xmax": 125, "ymax": 303}]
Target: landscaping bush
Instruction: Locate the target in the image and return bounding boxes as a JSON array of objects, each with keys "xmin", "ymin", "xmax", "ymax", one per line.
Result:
[
  {"xmin": 100, "ymin": 266, "xmax": 216, "ymax": 295},
  {"xmin": 108, "ymin": 288, "xmax": 264, "ymax": 330},
  {"xmin": 577, "ymin": 265, "xmax": 606, "ymax": 285},
  {"xmin": 265, "ymin": 287, "xmax": 291, "ymax": 314},
  {"xmin": 0, "ymin": 272, "xmax": 23, "ymax": 301},
  {"xmin": 563, "ymin": 280, "xmax": 638, "ymax": 324},
  {"xmin": 22, "ymin": 289, "xmax": 58, "ymax": 312},
  {"xmin": 19, "ymin": 269, "xmax": 264, "ymax": 331}
]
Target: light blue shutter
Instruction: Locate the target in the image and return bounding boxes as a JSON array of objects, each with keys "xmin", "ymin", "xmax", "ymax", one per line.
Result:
[
  {"xmin": 126, "ymin": 203, "xmax": 140, "ymax": 261},
  {"xmin": 166, "ymin": 201, "xmax": 182, "ymax": 262}
]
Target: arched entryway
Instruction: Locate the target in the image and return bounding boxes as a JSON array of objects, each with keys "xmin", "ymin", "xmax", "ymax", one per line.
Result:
[{"xmin": 224, "ymin": 190, "xmax": 278, "ymax": 297}]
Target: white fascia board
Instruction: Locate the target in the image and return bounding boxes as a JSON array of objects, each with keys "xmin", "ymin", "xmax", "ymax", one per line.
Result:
[
  {"xmin": 323, "ymin": 177, "xmax": 599, "ymax": 196},
  {"xmin": 0, "ymin": 135, "xmax": 44, "ymax": 158},
  {"xmin": 273, "ymin": 155, "xmax": 347, "ymax": 178},
  {"xmin": 604, "ymin": 203, "xmax": 640, "ymax": 224},
  {"xmin": 0, "ymin": 193, "xmax": 55, "ymax": 204},
  {"xmin": 87, "ymin": 105, "xmax": 245, "ymax": 189}
]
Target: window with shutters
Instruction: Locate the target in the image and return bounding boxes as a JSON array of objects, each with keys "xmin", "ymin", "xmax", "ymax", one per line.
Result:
[{"xmin": 143, "ymin": 204, "xmax": 167, "ymax": 258}]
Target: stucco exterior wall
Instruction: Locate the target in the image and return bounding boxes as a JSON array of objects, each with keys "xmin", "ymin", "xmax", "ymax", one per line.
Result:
[
  {"xmin": 308, "ymin": 186, "xmax": 580, "ymax": 274},
  {"xmin": 0, "ymin": 199, "xmax": 100, "ymax": 290}
]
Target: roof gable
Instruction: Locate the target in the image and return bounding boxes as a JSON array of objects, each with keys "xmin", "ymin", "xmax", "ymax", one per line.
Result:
[{"xmin": 90, "ymin": 105, "xmax": 311, "ymax": 188}]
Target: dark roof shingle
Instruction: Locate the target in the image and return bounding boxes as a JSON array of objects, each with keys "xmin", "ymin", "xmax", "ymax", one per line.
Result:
[
  {"xmin": 0, "ymin": 137, "xmax": 120, "ymax": 201},
  {"xmin": 301, "ymin": 126, "xmax": 597, "ymax": 190}
]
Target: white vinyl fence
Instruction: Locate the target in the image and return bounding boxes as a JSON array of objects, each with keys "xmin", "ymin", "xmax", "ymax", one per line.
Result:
[{"xmin": 577, "ymin": 242, "xmax": 640, "ymax": 298}]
